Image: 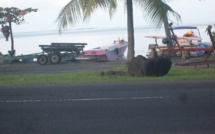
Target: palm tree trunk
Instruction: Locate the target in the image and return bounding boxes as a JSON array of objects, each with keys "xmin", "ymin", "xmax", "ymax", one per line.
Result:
[
  {"xmin": 9, "ymin": 20, "xmax": 15, "ymax": 57},
  {"xmin": 126, "ymin": 0, "xmax": 135, "ymax": 63},
  {"xmin": 163, "ymin": 16, "xmax": 172, "ymax": 48}
]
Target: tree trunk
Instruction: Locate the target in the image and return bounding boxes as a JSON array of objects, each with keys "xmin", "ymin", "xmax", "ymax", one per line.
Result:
[
  {"xmin": 163, "ymin": 16, "xmax": 173, "ymax": 48},
  {"xmin": 9, "ymin": 20, "xmax": 15, "ymax": 57},
  {"xmin": 126, "ymin": 0, "xmax": 135, "ymax": 63}
]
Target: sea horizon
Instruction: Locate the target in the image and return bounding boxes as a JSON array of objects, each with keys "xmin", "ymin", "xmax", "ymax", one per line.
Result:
[{"xmin": 0, "ymin": 25, "xmax": 213, "ymax": 57}]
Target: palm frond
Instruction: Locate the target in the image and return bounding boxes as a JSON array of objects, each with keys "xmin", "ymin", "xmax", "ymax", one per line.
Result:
[
  {"xmin": 56, "ymin": 0, "xmax": 118, "ymax": 32},
  {"xmin": 108, "ymin": 0, "xmax": 118, "ymax": 19},
  {"xmin": 56, "ymin": 0, "xmax": 86, "ymax": 33},
  {"xmin": 136, "ymin": 0, "xmax": 181, "ymax": 28},
  {"xmin": 83, "ymin": 0, "xmax": 118, "ymax": 21}
]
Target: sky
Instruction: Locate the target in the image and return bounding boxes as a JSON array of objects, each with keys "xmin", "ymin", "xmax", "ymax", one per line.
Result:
[{"xmin": 1, "ymin": 0, "xmax": 215, "ymax": 33}]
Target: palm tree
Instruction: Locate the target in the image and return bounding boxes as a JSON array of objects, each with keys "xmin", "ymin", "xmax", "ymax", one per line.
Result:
[{"xmin": 56, "ymin": 0, "xmax": 180, "ymax": 62}]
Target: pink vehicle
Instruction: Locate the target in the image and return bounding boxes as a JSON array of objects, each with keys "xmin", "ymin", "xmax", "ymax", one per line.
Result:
[{"xmin": 83, "ymin": 39, "xmax": 128, "ymax": 61}]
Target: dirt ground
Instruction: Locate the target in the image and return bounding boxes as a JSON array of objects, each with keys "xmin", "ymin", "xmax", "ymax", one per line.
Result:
[
  {"xmin": 0, "ymin": 60, "xmax": 127, "ymax": 75},
  {"xmin": 0, "ymin": 56, "xmax": 214, "ymax": 75}
]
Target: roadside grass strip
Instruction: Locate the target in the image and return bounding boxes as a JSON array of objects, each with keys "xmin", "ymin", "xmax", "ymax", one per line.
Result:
[{"xmin": 0, "ymin": 68, "xmax": 215, "ymax": 85}]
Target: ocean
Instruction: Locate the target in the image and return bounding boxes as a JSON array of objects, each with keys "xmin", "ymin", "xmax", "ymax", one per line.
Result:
[{"xmin": 0, "ymin": 26, "xmax": 212, "ymax": 57}]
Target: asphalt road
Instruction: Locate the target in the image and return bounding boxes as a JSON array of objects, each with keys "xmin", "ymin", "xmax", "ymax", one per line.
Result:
[{"xmin": 0, "ymin": 81, "xmax": 215, "ymax": 134}]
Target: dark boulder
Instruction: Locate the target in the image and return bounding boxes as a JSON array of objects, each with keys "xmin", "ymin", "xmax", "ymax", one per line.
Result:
[
  {"xmin": 127, "ymin": 55, "xmax": 148, "ymax": 76},
  {"xmin": 145, "ymin": 59, "xmax": 157, "ymax": 76},
  {"xmin": 155, "ymin": 57, "xmax": 172, "ymax": 76},
  {"xmin": 128, "ymin": 55, "xmax": 172, "ymax": 77}
]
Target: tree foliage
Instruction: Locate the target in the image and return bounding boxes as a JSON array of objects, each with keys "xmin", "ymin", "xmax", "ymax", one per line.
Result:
[
  {"xmin": 0, "ymin": 7, "xmax": 37, "ymax": 56},
  {"xmin": 0, "ymin": 7, "xmax": 38, "ymax": 26},
  {"xmin": 56, "ymin": 0, "xmax": 180, "ymax": 31}
]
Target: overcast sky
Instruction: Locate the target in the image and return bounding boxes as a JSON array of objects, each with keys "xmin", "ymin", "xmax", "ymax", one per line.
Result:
[{"xmin": 1, "ymin": 0, "xmax": 215, "ymax": 33}]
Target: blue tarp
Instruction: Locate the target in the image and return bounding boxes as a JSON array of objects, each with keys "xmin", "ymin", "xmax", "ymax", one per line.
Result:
[
  {"xmin": 196, "ymin": 43, "xmax": 211, "ymax": 55},
  {"xmin": 173, "ymin": 26, "xmax": 198, "ymax": 30}
]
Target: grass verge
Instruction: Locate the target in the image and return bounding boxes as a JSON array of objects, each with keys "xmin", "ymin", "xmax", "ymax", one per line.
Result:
[{"xmin": 0, "ymin": 67, "xmax": 215, "ymax": 86}]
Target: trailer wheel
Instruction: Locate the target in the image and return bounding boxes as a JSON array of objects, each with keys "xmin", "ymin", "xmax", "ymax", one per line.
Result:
[
  {"xmin": 37, "ymin": 55, "xmax": 48, "ymax": 65},
  {"xmin": 49, "ymin": 53, "xmax": 61, "ymax": 64}
]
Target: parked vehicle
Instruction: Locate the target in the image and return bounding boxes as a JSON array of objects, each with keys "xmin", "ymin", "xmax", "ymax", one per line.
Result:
[
  {"xmin": 146, "ymin": 26, "xmax": 213, "ymax": 59},
  {"xmin": 37, "ymin": 42, "xmax": 87, "ymax": 65},
  {"xmin": 83, "ymin": 39, "xmax": 128, "ymax": 61}
]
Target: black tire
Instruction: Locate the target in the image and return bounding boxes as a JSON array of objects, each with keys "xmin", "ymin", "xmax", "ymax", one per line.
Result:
[
  {"xmin": 49, "ymin": 53, "xmax": 61, "ymax": 64},
  {"xmin": 76, "ymin": 50, "xmax": 80, "ymax": 55},
  {"xmin": 37, "ymin": 55, "xmax": 48, "ymax": 65}
]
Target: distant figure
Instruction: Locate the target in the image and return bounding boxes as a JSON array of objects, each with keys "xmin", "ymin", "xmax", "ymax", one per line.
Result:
[{"xmin": 183, "ymin": 30, "xmax": 195, "ymax": 37}]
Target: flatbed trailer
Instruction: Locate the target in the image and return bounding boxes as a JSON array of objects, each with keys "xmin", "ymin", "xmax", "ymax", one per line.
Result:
[
  {"xmin": 37, "ymin": 42, "xmax": 87, "ymax": 65},
  {"xmin": 175, "ymin": 59, "xmax": 215, "ymax": 68}
]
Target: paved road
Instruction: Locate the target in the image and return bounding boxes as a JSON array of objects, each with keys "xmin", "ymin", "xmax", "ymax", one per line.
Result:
[{"xmin": 0, "ymin": 81, "xmax": 215, "ymax": 134}]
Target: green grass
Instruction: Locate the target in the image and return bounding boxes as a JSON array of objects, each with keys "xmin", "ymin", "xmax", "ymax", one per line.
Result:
[{"xmin": 0, "ymin": 67, "xmax": 215, "ymax": 86}]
